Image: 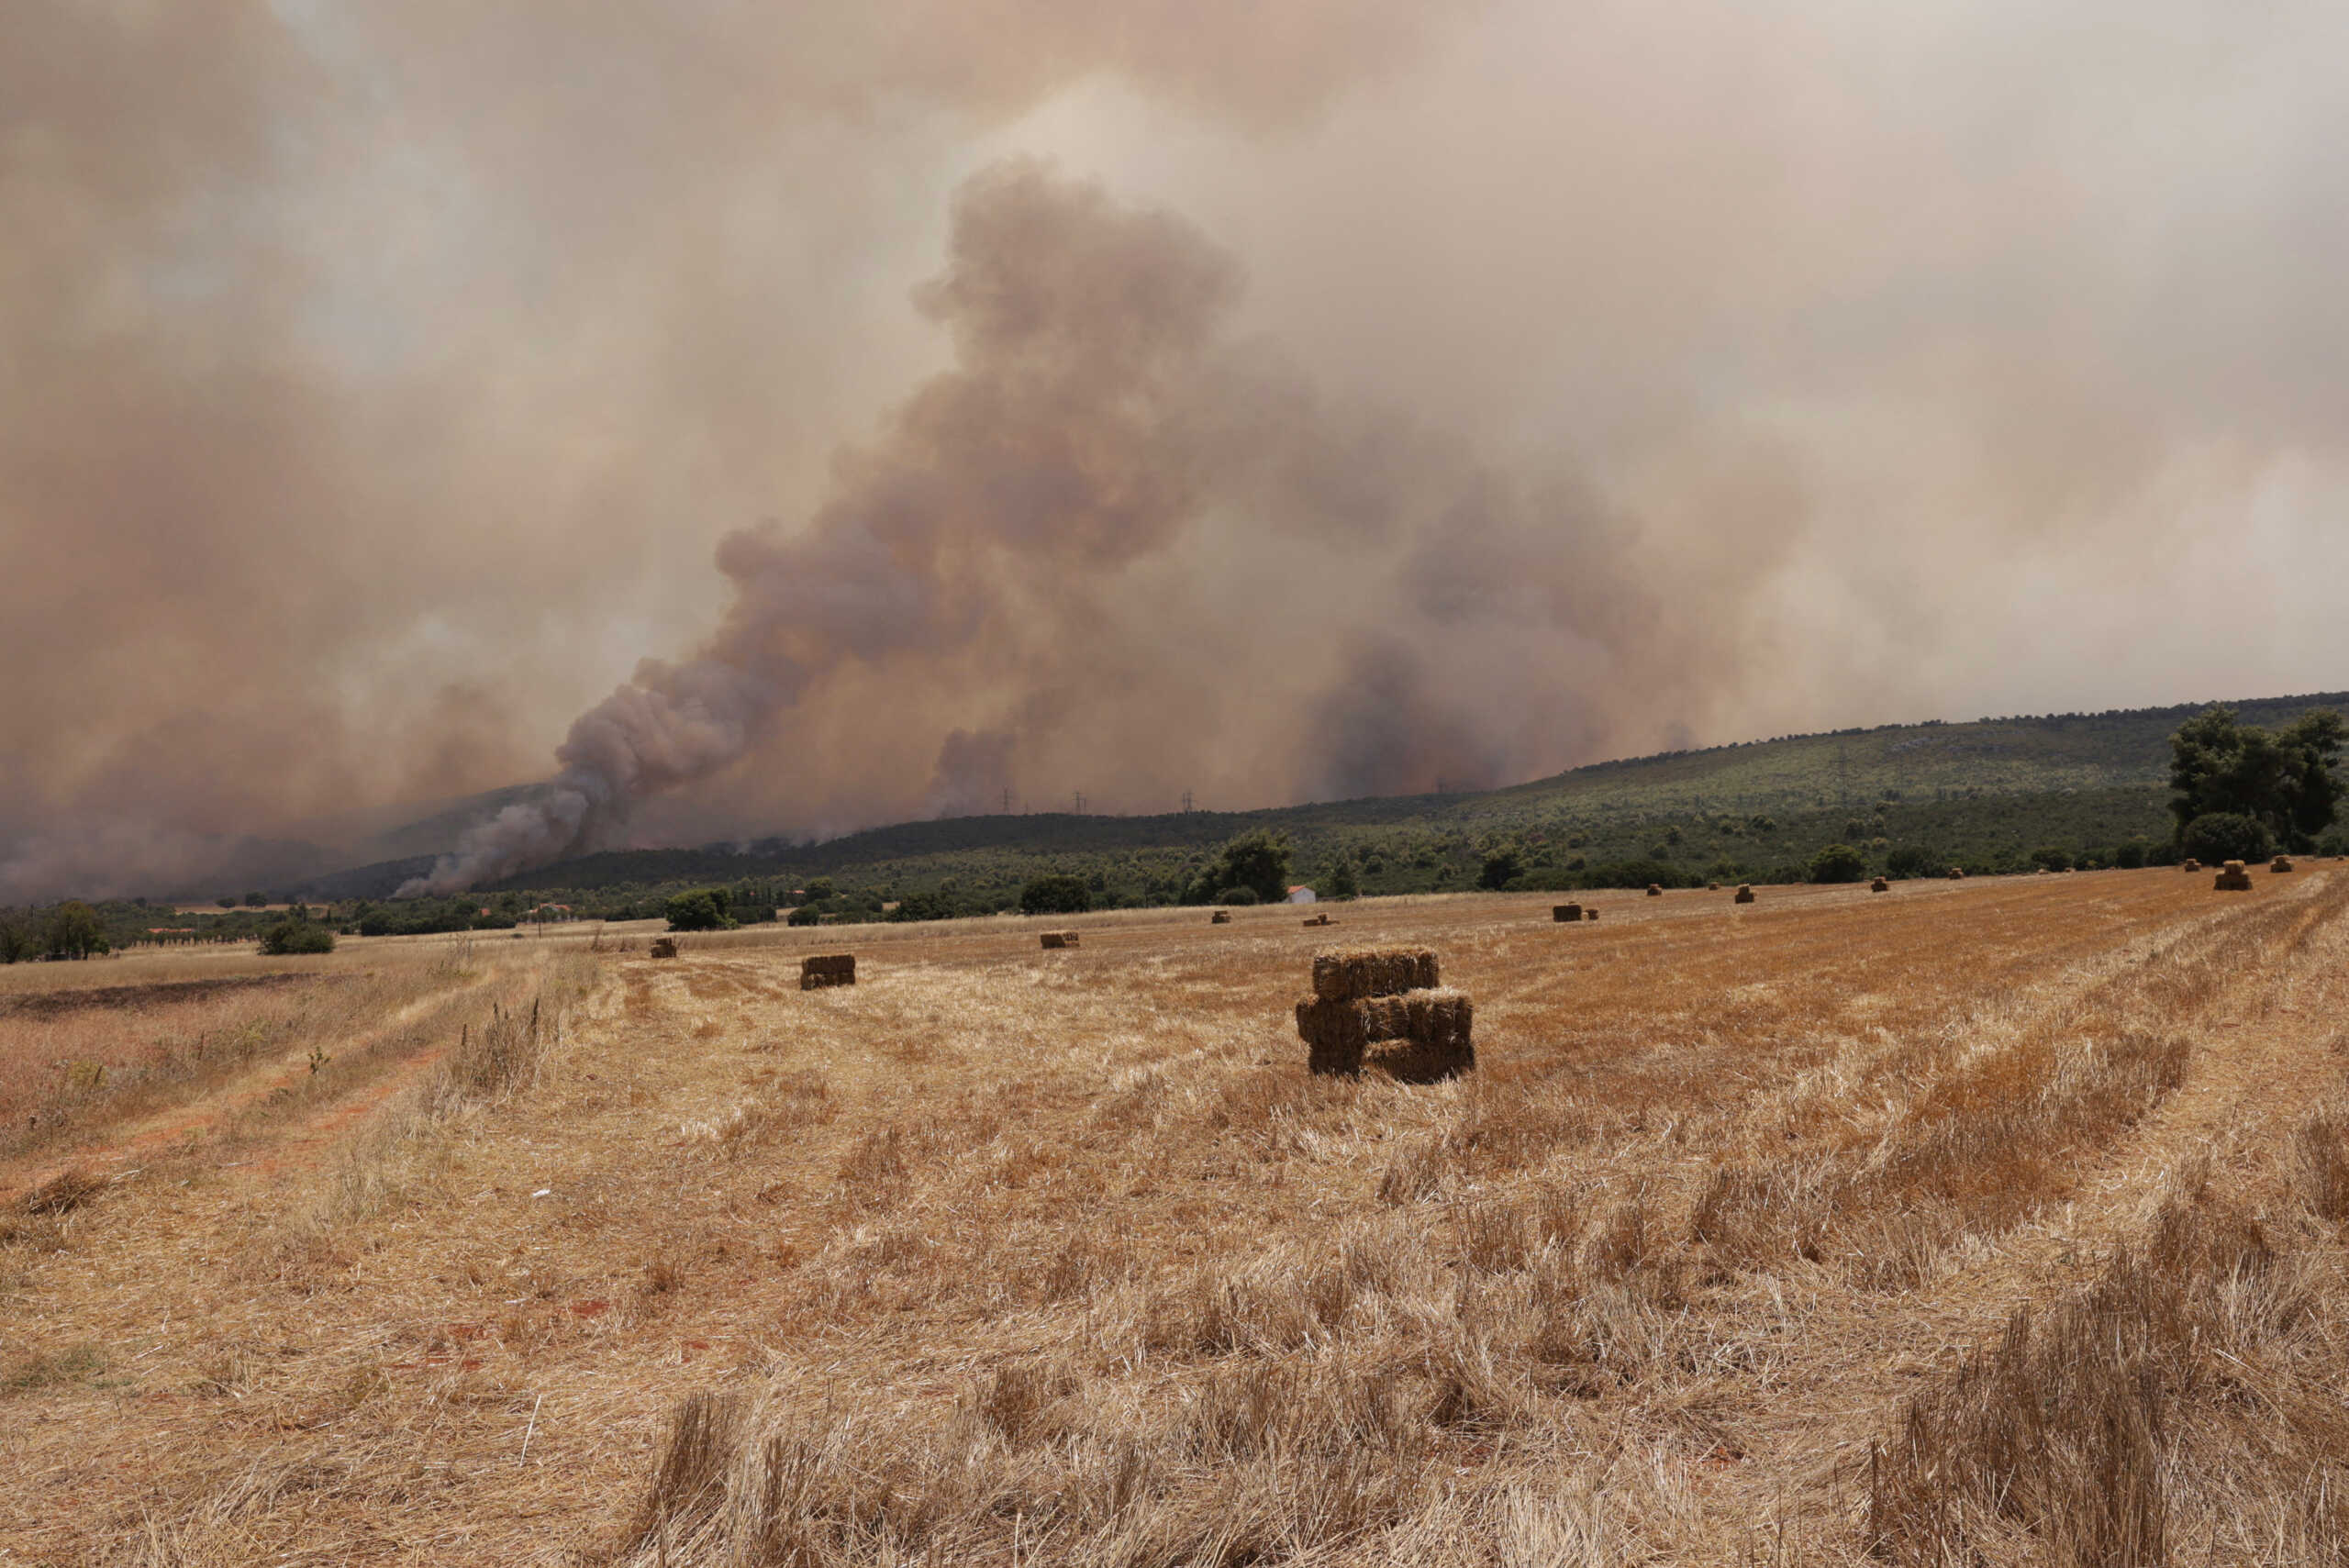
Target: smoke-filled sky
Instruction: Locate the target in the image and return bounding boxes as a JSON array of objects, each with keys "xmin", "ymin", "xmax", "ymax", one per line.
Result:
[{"xmin": 5, "ymin": 0, "xmax": 2347, "ymax": 898}]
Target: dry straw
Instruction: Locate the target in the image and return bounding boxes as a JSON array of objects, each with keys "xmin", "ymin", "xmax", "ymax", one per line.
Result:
[
  {"xmin": 2213, "ymin": 861, "xmax": 2254, "ymax": 892},
  {"xmin": 1551, "ymin": 904, "xmax": 1581, "ymax": 923},
  {"xmin": 649, "ymin": 937, "xmax": 678, "ymax": 959},
  {"xmin": 1871, "ymin": 877, "xmax": 1890, "ymax": 893},
  {"xmin": 1735, "ymin": 885, "xmax": 1756, "ymax": 904},
  {"xmin": 1310, "ymin": 949, "xmax": 1439, "ymax": 1003},
  {"xmin": 1041, "ymin": 931, "xmax": 1081, "ymax": 950}
]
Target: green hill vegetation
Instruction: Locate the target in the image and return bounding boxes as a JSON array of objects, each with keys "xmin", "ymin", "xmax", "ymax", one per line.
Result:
[
  {"xmin": 8, "ymin": 691, "xmax": 2340, "ymax": 950},
  {"xmin": 451, "ymin": 691, "xmax": 2346, "ymax": 922}
]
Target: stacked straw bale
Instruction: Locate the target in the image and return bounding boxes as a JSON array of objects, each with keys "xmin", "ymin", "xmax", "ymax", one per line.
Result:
[
  {"xmin": 1646, "ymin": 884, "xmax": 1664, "ymax": 896},
  {"xmin": 1301, "ymin": 913, "xmax": 1333, "ymax": 927},
  {"xmin": 1734, "ymin": 885, "xmax": 1755, "ymax": 905},
  {"xmin": 1041, "ymin": 931, "xmax": 1081, "ymax": 950},
  {"xmin": 2182, "ymin": 860, "xmax": 2200, "ymax": 873},
  {"xmin": 799, "ymin": 954, "xmax": 856, "ymax": 990},
  {"xmin": 649, "ymin": 937, "xmax": 678, "ymax": 959},
  {"xmin": 1552, "ymin": 903, "xmax": 1582, "ymax": 923},
  {"xmin": 1296, "ymin": 947, "xmax": 1470, "ymax": 1081},
  {"xmin": 1870, "ymin": 877, "xmax": 1889, "ymax": 893},
  {"xmin": 2272, "ymin": 855, "xmax": 2295, "ymax": 873},
  {"xmin": 1209, "ymin": 910, "xmax": 1232, "ymax": 924},
  {"xmin": 1947, "ymin": 867, "xmax": 1965, "ymax": 880},
  {"xmin": 1311, "ymin": 949, "xmax": 1438, "ymax": 999},
  {"xmin": 2214, "ymin": 860, "xmax": 2254, "ymax": 892}
]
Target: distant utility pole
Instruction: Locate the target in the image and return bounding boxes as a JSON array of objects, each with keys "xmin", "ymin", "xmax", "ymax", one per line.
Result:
[
  {"xmin": 1001, "ymin": 787, "xmax": 1013, "ymax": 815},
  {"xmin": 1073, "ymin": 791, "xmax": 1086, "ymax": 815},
  {"xmin": 1181, "ymin": 790, "xmax": 1194, "ymax": 813}
]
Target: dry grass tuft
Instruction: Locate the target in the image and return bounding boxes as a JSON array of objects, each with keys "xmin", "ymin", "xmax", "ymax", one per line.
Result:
[
  {"xmin": 21, "ymin": 1164, "xmax": 106, "ymax": 1215},
  {"xmin": 1866, "ymin": 1179, "xmax": 2347, "ymax": 1567}
]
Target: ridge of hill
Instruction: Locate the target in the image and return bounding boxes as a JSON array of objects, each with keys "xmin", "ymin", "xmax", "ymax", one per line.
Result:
[{"xmin": 297, "ymin": 689, "xmax": 2346, "ymax": 906}]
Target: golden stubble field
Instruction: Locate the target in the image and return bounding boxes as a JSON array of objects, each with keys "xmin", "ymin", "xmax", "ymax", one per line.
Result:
[{"xmin": 4, "ymin": 867, "xmax": 2347, "ymax": 1566}]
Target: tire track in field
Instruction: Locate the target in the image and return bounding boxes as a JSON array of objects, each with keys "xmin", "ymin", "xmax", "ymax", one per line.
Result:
[
  {"xmin": 0, "ymin": 968, "xmax": 505, "ymax": 1201},
  {"xmin": 1704, "ymin": 866, "xmax": 2349, "ymax": 1547}
]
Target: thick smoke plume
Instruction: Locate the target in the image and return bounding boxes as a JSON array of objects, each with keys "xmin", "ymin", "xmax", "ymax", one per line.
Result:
[
  {"xmin": 406, "ymin": 161, "xmax": 1704, "ymax": 891},
  {"xmin": 8, "ymin": 1, "xmax": 2349, "ymax": 901}
]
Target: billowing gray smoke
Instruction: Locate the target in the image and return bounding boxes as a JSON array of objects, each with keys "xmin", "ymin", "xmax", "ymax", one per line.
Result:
[
  {"xmin": 11, "ymin": 2, "xmax": 2349, "ymax": 903},
  {"xmin": 407, "ymin": 159, "xmax": 1720, "ymax": 891}
]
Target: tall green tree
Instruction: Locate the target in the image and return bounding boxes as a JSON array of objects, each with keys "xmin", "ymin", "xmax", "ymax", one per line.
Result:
[
  {"xmin": 2169, "ymin": 706, "xmax": 2345, "ymax": 850},
  {"xmin": 1205, "ymin": 830, "xmax": 1293, "ymax": 903},
  {"xmin": 44, "ymin": 900, "xmax": 109, "ymax": 960}
]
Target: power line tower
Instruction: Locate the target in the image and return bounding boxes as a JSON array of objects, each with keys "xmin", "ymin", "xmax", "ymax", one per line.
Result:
[
  {"xmin": 1073, "ymin": 791, "xmax": 1085, "ymax": 815},
  {"xmin": 1001, "ymin": 787, "xmax": 1012, "ymax": 815},
  {"xmin": 1181, "ymin": 789, "xmax": 1193, "ymax": 813}
]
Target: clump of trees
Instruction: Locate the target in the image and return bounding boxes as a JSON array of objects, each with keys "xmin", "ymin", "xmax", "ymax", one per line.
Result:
[
  {"xmin": 1184, "ymin": 831, "xmax": 1293, "ymax": 904},
  {"xmin": 0, "ymin": 902, "xmax": 110, "ymax": 961},
  {"xmin": 1808, "ymin": 843, "xmax": 1868, "ymax": 884},
  {"xmin": 664, "ymin": 888, "xmax": 738, "ymax": 931},
  {"xmin": 261, "ymin": 915, "xmax": 335, "ymax": 954},
  {"xmin": 1019, "ymin": 874, "xmax": 1092, "ymax": 916},
  {"xmin": 2169, "ymin": 706, "xmax": 2343, "ymax": 857}
]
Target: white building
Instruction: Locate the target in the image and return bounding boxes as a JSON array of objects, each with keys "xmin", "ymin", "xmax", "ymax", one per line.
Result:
[{"xmin": 1286, "ymin": 885, "xmax": 1317, "ymax": 904}]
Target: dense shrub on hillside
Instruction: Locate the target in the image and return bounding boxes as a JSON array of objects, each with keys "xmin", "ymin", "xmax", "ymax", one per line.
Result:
[
  {"xmin": 260, "ymin": 919, "xmax": 335, "ymax": 955},
  {"xmin": 1884, "ymin": 845, "xmax": 1938, "ymax": 880},
  {"xmin": 2179, "ymin": 812, "xmax": 2274, "ymax": 866},
  {"xmin": 1019, "ymin": 875, "xmax": 1092, "ymax": 916},
  {"xmin": 1477, "ymin": 848, "xmax": 1523, "ymax": 890},
  {"xmin": 1809, "ymin": 843, "xmax": 1868, "ymax": 884},
  {"xmin": 885, "ymin": 891, "xmax": 956, "ymax": 923}
]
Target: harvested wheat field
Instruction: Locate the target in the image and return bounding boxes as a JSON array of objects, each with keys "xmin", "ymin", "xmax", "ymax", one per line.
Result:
[{"xmin": 6, "ymin": 870, "xmax": 2349, "ymax": 1565}]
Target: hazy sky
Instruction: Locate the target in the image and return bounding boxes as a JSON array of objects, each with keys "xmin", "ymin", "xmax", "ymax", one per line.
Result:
[{"xmin": 5, "ymin": 0, "xmax": 2345, "ymax": 897}]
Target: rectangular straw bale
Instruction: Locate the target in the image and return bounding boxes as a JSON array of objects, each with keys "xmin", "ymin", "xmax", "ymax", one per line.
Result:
[
  {"xmin": 1310, "ymin": 947, "xmax": 1439, "ymax": 1002},
  {"xmin": 1553, "ymin": 904, "xmax": 1582, "ymax": 922},
  {"xmin": 799, "ymin": 954, "xmax": 856, "ymax": 989},
  {"xmin": 1041, "ymin": 931, "xmax": 1080, "ymax": 949},
  {"xmin": 1209, "ymin": 910, "xmax": 1232, "ymax": 924},
  {"xmin": 649, "ymin": 937, "xmax": 678, "ymax": 959},
  {"xmin": 1296, "ymin": 996, "xmax": 1367, "ymax": 1076},
  {"xmin": 1734, "ymin": 885, "xmax": 1755, "ymax": 904},
  {"xmin": 1368, "ymin": 988, "xmax": 1475, "ymax": 1082},
  {"xmin": 1358, "ymin": 995, "xmax": 1410, "ymax": 1041}
]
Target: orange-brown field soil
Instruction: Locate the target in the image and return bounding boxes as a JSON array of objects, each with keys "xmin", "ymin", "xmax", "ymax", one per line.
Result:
[{"xmin": 4, "ymin": 867, "xmax": 2347, "ymax": 1565}]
